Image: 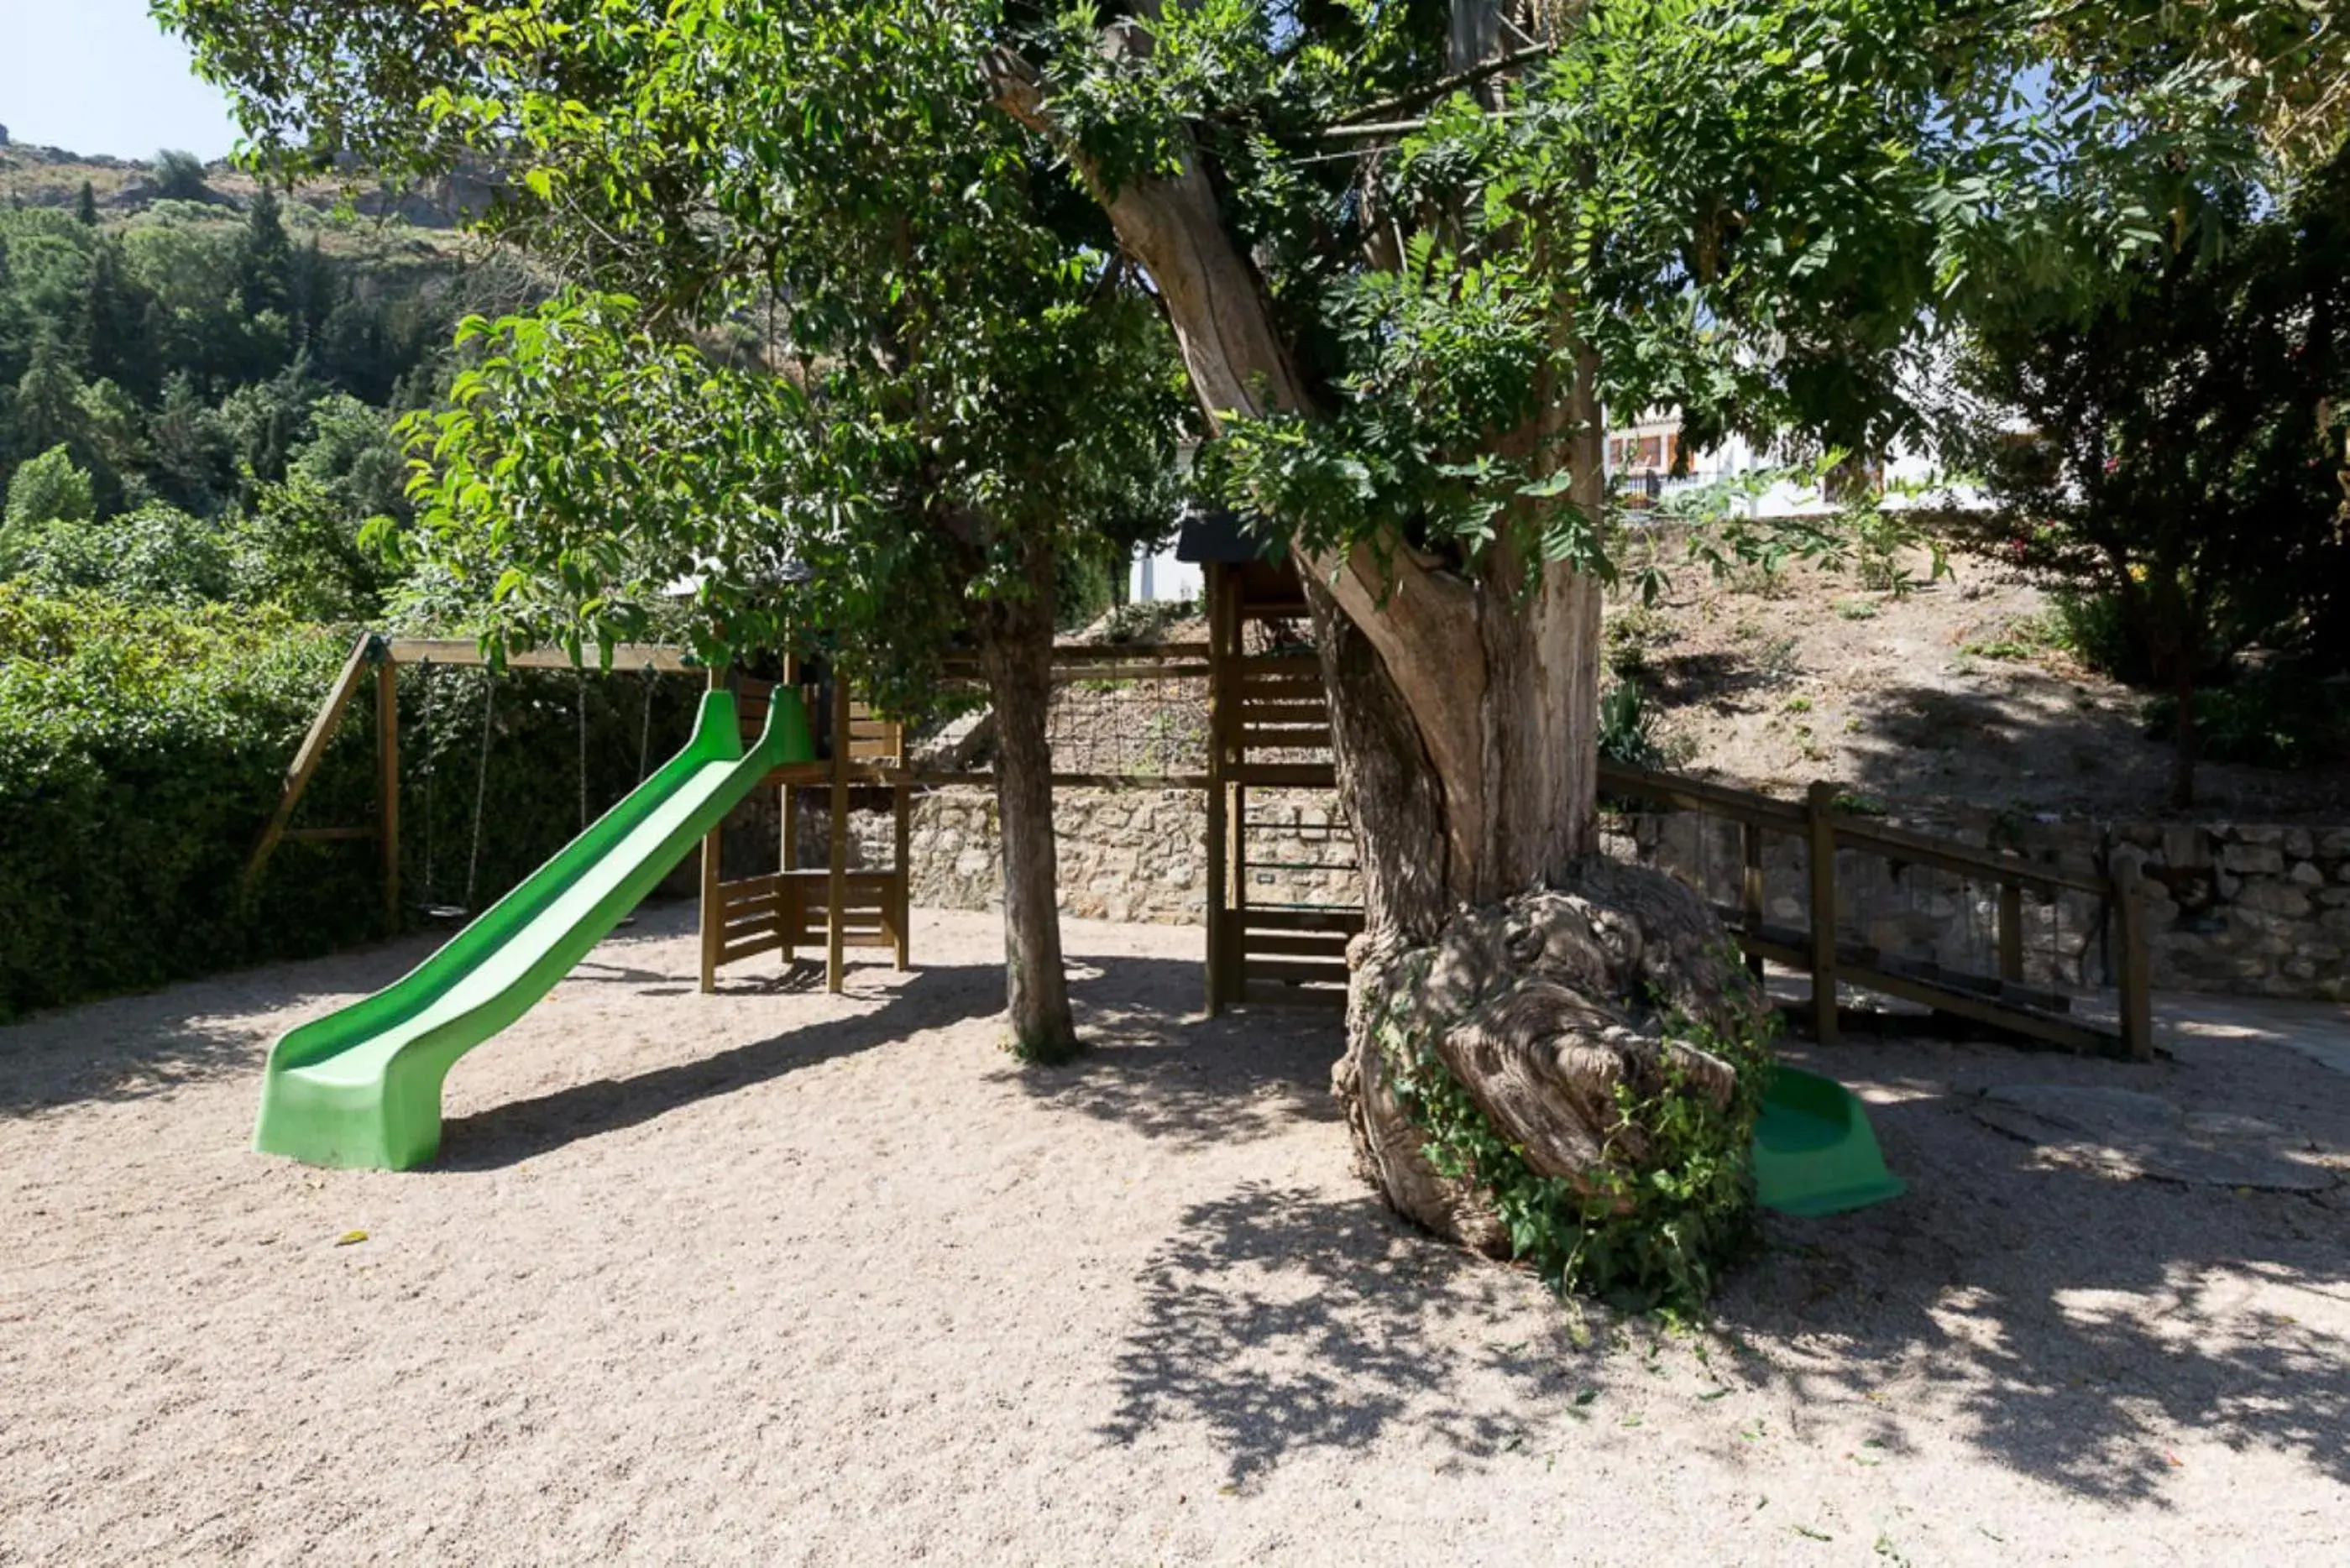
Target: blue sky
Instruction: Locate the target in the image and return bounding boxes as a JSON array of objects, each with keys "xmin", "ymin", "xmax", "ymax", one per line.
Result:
[{"xmin": 0, "ymin": 0, "xmax": 241, "ymax": 159}]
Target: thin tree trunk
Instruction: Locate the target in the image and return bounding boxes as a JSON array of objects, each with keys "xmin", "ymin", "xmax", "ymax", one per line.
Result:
[
  {"xmin": 976, "ymin": 539, "xmax": 1079, "ymax": 1061},
  {"xmin": 2169, "ymin": 666, "xmax": 2198, "ymax": 810}
]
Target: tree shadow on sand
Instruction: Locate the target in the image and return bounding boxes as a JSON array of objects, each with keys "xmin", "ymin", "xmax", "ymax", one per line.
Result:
[
  {"xmin": 992, "ymin": 961, "xmax": 1344, "ymax": 1150},
  {"xmin": 1839, "ymin": 674, "xmax": 2350, "ymax": 817},
  {"xmin": 1718, "ymin": 1058, "xmax": 2350, "ymax": 1503},
  {"xmin": 1095, "ymin": 1038, "xmax": 2350, "ymax": 1502},
  {"xmin": 0, "ymin": 932, "xmax": 447, "ymax": 1116},
  {"xmin": 0, "ymin": 901, "xmax": 718, "ymax": 1116},
  {"xmin": 1100, "ymin": 1179, "xmax": 1579, "ymax": 1483}
]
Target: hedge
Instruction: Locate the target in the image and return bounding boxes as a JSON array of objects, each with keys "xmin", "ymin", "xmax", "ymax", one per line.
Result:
[{"xmin": 0, "ymin": 587, "xmax": 700, "ymax": 1022}]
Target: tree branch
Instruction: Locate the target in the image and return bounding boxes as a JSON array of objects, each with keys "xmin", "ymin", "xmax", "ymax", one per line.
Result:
[{"xmin": 1329, "ymin": 40, "xmax": 1556, "ymax": 128}]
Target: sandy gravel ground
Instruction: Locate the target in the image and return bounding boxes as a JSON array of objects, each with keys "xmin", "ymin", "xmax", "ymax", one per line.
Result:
[{"xmin": 3, "ymin": 906, "xmax": 2347, "ymax": 1566}]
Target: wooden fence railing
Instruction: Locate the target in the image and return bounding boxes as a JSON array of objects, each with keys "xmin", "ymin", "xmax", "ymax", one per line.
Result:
[{"xmin": 1596, "ymin": 760, "xmax": 2155, "ymax": 1060}]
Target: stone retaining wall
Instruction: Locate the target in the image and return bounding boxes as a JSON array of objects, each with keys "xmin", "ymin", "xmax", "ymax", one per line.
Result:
[
  {"xmin": 888, "ymin": 787, "xmax": 1361, "ymax": 923},
  {"xmin": 707, "ymin": 784, "xmax": 1360, "ymax": 926}
]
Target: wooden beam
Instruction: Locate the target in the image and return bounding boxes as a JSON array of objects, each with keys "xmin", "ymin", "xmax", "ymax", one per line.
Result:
[
  {"xmin": 907, "ymin": 770, "xmax": 1215, "ymax": 790},
  {"xmin": 377, "ymin": 660, "xmax": 400, "ymax": 933},
  {"xmin": 699, "ymin": 663, "xmax": 727, "ymax": 994},
  {"xmin": 827, "ymin": 677, "xmax": 851, "ymax": 994},
  {"xmin": 1807, "ymin": 781, "xmax": 1841, "ymax": 1048},
  {"xmin": 1740, "ymin": 822, "xmax": 1766, "ymax": 984},
  {"xmin": 282, "ymin": 825, "xmax": 377, "ymax": 844},
  {"xmin": 892, "ymin": 777, "xmax": 913, "ymax": 971},
  {"xmin": 1997, "ymin": 881, "xmax": 2023, "ymax": 983},
  {"xmin": 1597, "ymin": 759, "xmax": 1807, "ymax": 828},
  {"xmin": 243, "ymin": 633, "xmax": 378, "ymax": 895},
  {"xmin": 2111, "ymin": 847, "xmax": 2155, "ymax": 1061},
  {"xmin": 385, "ymin": 637, "xmax": 699, "ymax": 674},
  {"xmin": 1235, "ymin": 907, "xmax": 1363, "ymax": 932},
  {"xmin": 1204, "ymin": 562, "xmax": 1232, "ymax": 1016},
  {"xmin": 1599, "ymin": 758, "xmax": 2107, "ymax": 896}
]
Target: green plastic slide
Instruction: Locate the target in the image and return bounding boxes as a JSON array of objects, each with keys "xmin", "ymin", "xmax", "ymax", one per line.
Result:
[
  {"xmin": 1752, "ymin": 1064, "xmax": 1907, "ymax": 1216},
  {"xmin": 254, "ymin": 687, "xmax": 812, "ymax": 1171}
]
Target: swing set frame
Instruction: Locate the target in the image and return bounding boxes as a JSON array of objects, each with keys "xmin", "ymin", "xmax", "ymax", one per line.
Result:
[
  {"xmin": 242, "ymin": 633, "xmax": 698, "ymax": 930},
  {"xmin": 242, "ymin": 632, "xmax": 922, "ymax": 995}
]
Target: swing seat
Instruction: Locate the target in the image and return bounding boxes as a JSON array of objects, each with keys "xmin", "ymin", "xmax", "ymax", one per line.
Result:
[{"xmin": 1752, "ymin": 1064, "xmax": 1906, "ymax": 1216}]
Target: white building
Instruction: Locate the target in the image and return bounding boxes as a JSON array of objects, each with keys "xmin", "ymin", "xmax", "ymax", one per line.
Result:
[
  {"xmin": 1128, "ymin": 543, "xmax": 1203, "ymax": 604},
  {"xmin": 1604, "ymin": 410, "xmax": 1956, "ymax": 518}
]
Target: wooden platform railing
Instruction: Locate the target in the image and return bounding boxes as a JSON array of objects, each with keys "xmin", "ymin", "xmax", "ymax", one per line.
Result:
[{"xmin": 1595, "ymin": 760, "xmax": 2155, "ymax": 1060}]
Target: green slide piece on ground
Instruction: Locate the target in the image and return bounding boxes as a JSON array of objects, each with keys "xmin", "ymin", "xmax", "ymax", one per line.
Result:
[
  {"xmin": 253, "ymin": 687, "xmax": 813, "ymax": 1171},
  {"xmin": 1753, "ymin": 1064, "xmax": 1907, "ymax": 1217}
]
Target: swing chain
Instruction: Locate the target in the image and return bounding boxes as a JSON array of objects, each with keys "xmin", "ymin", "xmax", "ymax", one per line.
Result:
[
  {"xmin": 419, "ymin": 659, "xmax": 437, "ymax": 906},
  {"xmin": 577, "ymin": 670, "xmax": 590, "ymax": 834},
  {"xmin": 465, "ymin": 672, "xmax": 495, "ymax": 912},
  {"xmin": 636, "ymin": 664, "xmax": 657, "ymax": 783}
]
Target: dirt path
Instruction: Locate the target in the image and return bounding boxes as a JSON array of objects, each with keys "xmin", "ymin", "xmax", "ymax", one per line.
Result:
[{"xmin": 4, "ymin": 907, "xmax": 2346, "ymax": 1565}]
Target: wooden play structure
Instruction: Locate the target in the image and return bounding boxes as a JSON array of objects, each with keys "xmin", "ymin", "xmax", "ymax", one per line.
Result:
[
  {"xmin": 695, "ymin": 660, "xmax": 913, "ymax": 994},
  {"xmin": 253, "ymin": 578, "xmax": 2154, "ymax": 1058},
  {"xmin": 243, "ymin": 635, "xmax": 694, "ymax": 928},
  {"xmin": 1197, "ymin": 552, "xmax": 1358, "ymax": 1011},
  {"xmin": 1594, "ymin": 763, "xmax": 2154, "ymax": 1059}
]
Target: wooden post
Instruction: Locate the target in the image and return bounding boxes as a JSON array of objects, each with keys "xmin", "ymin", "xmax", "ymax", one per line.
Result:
[
  {"xmin": 2109, "ymin": 847, "xmax": 2154, "ymax": 1061},
  {"xmin": 1202, "ymin": 562, "xmax": 1231, "ymax": 1016},
  {"xmin": 778, "ymin": 653, "xmax": 802, "ymax": 965},
  {"xmin": 892, "ymin": 776, "xmax": 913, "ymax": 970},
  {"xmin": 376, "ymin": 659, "xmax": 400, "ymax": 933},
  {"xmin": 698, "ymin": 663, "xmax": 728, "ymax": 994},
  {"xmin": 243, "ymin": 632, "xmax": 376, "ymax": 894},
  {"xmin": 1225, "ymin": 562, "xmax": 1255, "ymax": 1003},
  {"xmin": 1997, "ymin": 879, "xmax": 2023, "ymax": 983},
  {"xmin": 1806, "ymin": 781, "xmax": 1841, "ymax": 1046},
  {"xmin": 826, "ymin": 676, "xmax": 851, "ymax": 994},
  {"xmin": 1740, "ymin": 821, "xmax": 1765, "ymax": 983}
]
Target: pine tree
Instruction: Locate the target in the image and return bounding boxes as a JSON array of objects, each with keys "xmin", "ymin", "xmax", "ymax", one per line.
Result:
[
  {"xmin": 236, "ymin": 186, "xmax": 293, "ymax": 319},
  {"xmin": 75, "ymin": 180, "xmax": 99, "ymax": 227},
  {"xmin": 147, "ymin": 371, "xmax": 232, "ymax": 513},
  {"xmin": 11, "ymin": 337, "xmax": 88, "ymax": 461},
  {"xmin": 81, "ymin": 239, "xmax": 149, "ymax": 392},
  {"xmin": 289, "ymin": 233, "xmax": 335, "ymax": 349}
]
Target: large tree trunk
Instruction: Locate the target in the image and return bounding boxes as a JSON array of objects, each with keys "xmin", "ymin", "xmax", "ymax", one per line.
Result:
[
  {"xmin": 975, "ymin": 537, "xmax": 1080, "ymax": 1061},
  {"xmin": 987, "ymin": 12, "xmax": 1763, "ymax": 1252}
]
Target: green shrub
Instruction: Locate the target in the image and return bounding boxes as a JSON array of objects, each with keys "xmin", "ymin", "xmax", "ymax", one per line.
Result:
[
  {"xmin": 1096, "ymin": 594, "xmax": 1201, "ymax": 644},
  {"xmin": 1597, "ymin": 679, "xmax": 1663, "ymax": 771},
  {"xmin": 16, "ymin": 504, "xmax": 234, "ymax": 604},
  {"xmin": 1055, "ymin": 550, "xmax": 1120, "ymax": 632},
  {"xmin": 0, "ymin": 588, "xmax": 372, "ymax": 1018},
  {"xmin": 2139, "ymin": 666, "xmax": 2347, "ymax": 769},
  {"xmin": 0, "ymin": 588, "xmax": 703, "ymax": 1020},
  {"xmin": 2050, "ymin": 588, "xmax": 2143, "ymax": 682},
  {"xmin": 3, "ymin": 446, "xmax": 97, "ymax": 546},
  {"xmin": 1847, "ymin": 505, "xmax": 1950, "ymax": 596}
]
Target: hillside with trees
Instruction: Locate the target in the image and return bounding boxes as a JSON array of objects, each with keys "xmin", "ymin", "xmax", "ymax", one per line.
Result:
[
  {"xmin": 0, "ymin": 144, "xmax": 592, "ymax": 1020},
  {"xmin": 0, "ymin": 142, "xmax": 530, "ymax": 615}
]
